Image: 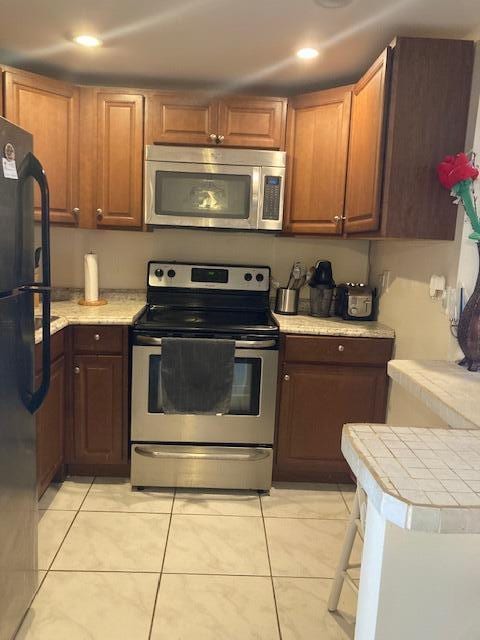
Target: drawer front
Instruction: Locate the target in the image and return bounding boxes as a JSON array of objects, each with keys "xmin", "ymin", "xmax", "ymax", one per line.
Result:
[
  {"xmin": 131, "ymin": 444, "xmax": 273, "ymax": 491},
  {"xmin": 35, "ymin": 328, "xmax": 65, "ymax": 373},
  {"xmin": 284, "ymin": 334, "xmax": 393, "ymax": 365},
  {"xmin": 73, "ymin": 325, "xmax": 124, "ymax": 354}
]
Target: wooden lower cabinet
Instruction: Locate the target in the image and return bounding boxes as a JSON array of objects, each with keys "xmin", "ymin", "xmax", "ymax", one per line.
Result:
[
  {"xmin": 274, "ymin": 335, "xmax": 392, "ymax": 483},
  {"xmin": 35, "ymin": 334, "xmax": 66, "ymax": 498},
  {"xmin": 72, "ymin": 355, "xmax": 124, "ymax": 465},
  {"xmin": 68, "ymin": 325, "xmax": 129, "ymax": 475}
]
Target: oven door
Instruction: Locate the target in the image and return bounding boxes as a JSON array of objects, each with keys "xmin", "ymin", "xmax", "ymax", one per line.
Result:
[
  {"xmin": 131, "ymin": 342, "xmax": 278, "ymax": 445},
  {"xmin": 145, "ymin": 161, "xmax": 261, "ymax": 230}
]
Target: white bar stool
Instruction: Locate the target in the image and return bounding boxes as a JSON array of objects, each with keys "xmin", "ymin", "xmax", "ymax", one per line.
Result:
[{"xmin": 328, "ymin": 485, "xmax": 367, "ymax": 613}]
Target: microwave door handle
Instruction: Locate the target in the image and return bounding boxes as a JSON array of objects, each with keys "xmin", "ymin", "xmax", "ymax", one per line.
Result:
[{"xmin": 251, "ymin": 167, "xmax": 261, "ymax": 229}]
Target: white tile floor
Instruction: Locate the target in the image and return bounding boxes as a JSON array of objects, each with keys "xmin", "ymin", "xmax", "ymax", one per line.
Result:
[{"xmin": 16, "ymin": 477, "xmax": 358, "ymax": 640}]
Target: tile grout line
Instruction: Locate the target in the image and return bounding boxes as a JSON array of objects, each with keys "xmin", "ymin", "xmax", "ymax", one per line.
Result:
[
  {"xmin": 338, "ymin": 482, "xmax": 355, "ymax": 514},
  {"xmin": 43, "ymin": 476, "xmax": 96, "ymax": 574},
  {"xmin": 147, "ymin": 488, "xmax": 176, "ymax": 640},
  {"xmin": 259, "ymin": 492, "xmax": 283, "ymax": 640}
]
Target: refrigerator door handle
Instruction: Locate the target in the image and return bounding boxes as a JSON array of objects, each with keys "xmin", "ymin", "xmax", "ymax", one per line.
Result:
[
  {"xmin": 18, "ymin": 153, "xmax": 51, "ymax": 288},
  {"xmin": 19, "ymin": 153, "xmax": 51, "ymax": 413}
]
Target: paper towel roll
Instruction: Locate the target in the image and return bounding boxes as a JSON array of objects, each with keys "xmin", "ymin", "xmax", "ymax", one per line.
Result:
[{"xmin": 84, "ymin": 252, "xmax": 99, "ymax": 303}]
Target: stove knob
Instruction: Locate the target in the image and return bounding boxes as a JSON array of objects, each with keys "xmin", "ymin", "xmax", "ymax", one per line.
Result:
[
  {"xmin": 167, "ymin": 269, "xmax": 176, "ymax": 278},
  {"xmin": 154, "ymin": 268, "xmax": 164, "ymax": 278},
  {"xmin": 256, "ymin": 273, "xmax": 264, "ymax": 282},
  {"xmin": 244, "ymin": 273, "xmax": 253, "ymax": 282}
]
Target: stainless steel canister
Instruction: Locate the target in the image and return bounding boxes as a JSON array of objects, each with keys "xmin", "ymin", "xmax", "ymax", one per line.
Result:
[{"xmin": 275, "ymin": 288, "xmax": 299, "ymax": 315}]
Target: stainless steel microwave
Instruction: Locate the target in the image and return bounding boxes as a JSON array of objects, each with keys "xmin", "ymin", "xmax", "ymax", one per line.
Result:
[{"xmin": 144, "ymin": 145, "xmax": 286, "ymax": 232}]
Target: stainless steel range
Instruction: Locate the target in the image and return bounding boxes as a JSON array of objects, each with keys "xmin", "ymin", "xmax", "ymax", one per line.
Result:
[{"xmin": 131, "ymin": 261, "xmax": 279, "ymax": 491}]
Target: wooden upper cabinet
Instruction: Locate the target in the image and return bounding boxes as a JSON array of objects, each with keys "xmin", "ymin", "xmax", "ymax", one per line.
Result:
[
  {"xmin": 94, "ymin": 92, "xmax": 144, "ymax": 228},
  {"xmin": 217, "ymin": 96, "xmax": 287, "ymax": 149},
  {"xmin": 4, "ymin": 69, "xmax": 80, "ymax": 225},
  {"xmin": 145, "ymin": 92, "xmax": 217, "ymax": 146},
  {"xmin": 284, "ymin": 87, "xmax": 351, "ymax": 234},
  {"xmin": 344, "ymin": 38, "xmax": 474, "ymax": 240},
  {"xmin": 378, "ymin": 37, "xmax": 474, "ymax": 240},
  {"xmin": 344, "ymin": 48, "xmax": 391, "ymax": 234},
  {"xmin": 145, "ymin": 92, "xmax": 286, "ymax": 149}
]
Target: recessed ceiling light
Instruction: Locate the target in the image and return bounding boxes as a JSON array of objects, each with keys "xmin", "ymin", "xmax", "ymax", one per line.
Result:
[
  {"xmin": 296, "ymin": 47, "xmax": 320, "ymax": 60},
  {"xmin": 314, "ymin": 0, "xmax": 353, "ymax": 7},
  {"xmin": 73, "ymin": 34, "xmax": 102, "ymax": 48}
]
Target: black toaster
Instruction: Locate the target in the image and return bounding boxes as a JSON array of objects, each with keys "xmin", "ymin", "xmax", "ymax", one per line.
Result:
[{"xmin": 335, "ymin": 283, "xmax": 375, "ymax": 321}]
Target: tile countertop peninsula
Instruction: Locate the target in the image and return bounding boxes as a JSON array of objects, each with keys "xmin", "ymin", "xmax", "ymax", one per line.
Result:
[
  {"xmin": 388, "ymin": 359, "xmax": 480, "ymax": 430},
  {"xmin": 273, "ymin": 313, "xmax": 394, "ymax": 339},
  {"xmin": 343, "ymin": 423, "xmax": 480, "ymax": 640}
]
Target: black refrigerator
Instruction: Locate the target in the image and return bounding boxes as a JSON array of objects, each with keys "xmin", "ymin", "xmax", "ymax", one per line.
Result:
[{"xmin": 0, "ymin": 117, "xmax": 51, "ymax": 640}]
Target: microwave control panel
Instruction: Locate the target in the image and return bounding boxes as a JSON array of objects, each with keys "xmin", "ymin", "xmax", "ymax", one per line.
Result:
[{"xmin": 262, "ymin": 176, "xmax": 282, "ymax": 221}]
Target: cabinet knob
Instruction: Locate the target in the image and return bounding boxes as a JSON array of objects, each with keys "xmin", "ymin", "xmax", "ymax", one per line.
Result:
[
  {"xmin": 333, "ymin": 215, "xmax": 342, "ymax": 223},
  {"xmin": 216, "ymin": 135, "xmax": 225, "ymax": 144},
  {"xmin": 96, "ymin": 208, "xmax": 103, "ymax": 221},
  {"xmin": 338, "ymin": 345, "xmax": 345, "ymax": 352},
  {"xmin": 74, "ymin": 366, "xmax": 80, "ymax": 374},
  {"xmin": 72, "ymin": 207, "xmax": 80, "ymax": 217},
  {"xmin": 284, "ymin": 374, "xmax": 290, "ymax": 381},
  {"xmin": 94, "ymin": 333, "xmax": 100, "ymax": 341},
  {"xmin": 209, "ymin": 133, "xmax": 217, "ymax": 142}
]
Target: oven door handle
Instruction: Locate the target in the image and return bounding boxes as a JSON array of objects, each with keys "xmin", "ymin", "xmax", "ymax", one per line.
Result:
[
  {"xmin": 134, "ymin": 335, "xmax": 277, "ymax": 349},
  {"xmin": 134, "ymin": 445, "xmax": 270, "ymax": 462}
]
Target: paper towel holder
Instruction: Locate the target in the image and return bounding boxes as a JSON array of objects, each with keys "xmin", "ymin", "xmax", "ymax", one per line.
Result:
[{"xmin": 78, "ymin": 298, "xmax": 108, "ymax": 306}]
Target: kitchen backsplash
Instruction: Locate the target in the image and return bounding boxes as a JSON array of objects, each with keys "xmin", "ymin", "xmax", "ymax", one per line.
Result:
[{"xmin": 39, "ymin": 226, "xmax": 370, "ymax": 295}]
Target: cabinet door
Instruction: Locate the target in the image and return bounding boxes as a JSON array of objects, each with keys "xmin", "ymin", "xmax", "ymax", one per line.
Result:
[
  {"xmin": 145, "ymin": 92, "xmax": 218, "ymax": 146},
  {"xmin": 95, "ymin": 93, "xmax": 144, "ymax": 228},
  {"xmin": 344, "ymin": 48, "xmax": 391, "ymax": 233},
  {"xmin": 284, "ymin": 87, "xmax": 351, "ymax": 234},
  {"xmin": 275, "ymin": 363, "xmax": 388, "ymax": 482},
  {"xmin": 36, "ymin": 355, "xmax": 65, "ymax": 497},
  {"xmin": 72, "ymin": 355, "xmax": 124, "ymax": 465},
  {"xmin": 217, "ymin": 96, "xmax": 287, "ymax": 149},
  {"xmin": 4, "ymin": 70, "xmax": 80, "ymax": 225}
]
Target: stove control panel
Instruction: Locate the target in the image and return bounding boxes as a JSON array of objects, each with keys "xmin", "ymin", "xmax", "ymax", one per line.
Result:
[{"xmin": 148, "ymin": 262, "xmax": 270, "ymax": 292}]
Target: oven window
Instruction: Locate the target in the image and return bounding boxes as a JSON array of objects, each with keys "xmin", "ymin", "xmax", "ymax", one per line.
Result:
[
  {"xmin": 155, "ymin": 171, "xmax": 251, "ymax": 219},
  {"xmin": 148, "ymin": 356, "xmax": 261, "ymax": 416}
]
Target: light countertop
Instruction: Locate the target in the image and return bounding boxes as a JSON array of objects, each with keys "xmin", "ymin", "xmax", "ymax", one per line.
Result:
[
  {"xmin": 35, "ymin": 293, "xmax": 146, "ymax": 344},
  {"xmin": 273, "ymin": 313, "xmax": 394, "ymax": 339},
  {"xmin": 35, "ymin": 291, "xmax": 395, "ymax": 343},
  {"xmin": 388, "ymin": 360, "xmax": 480, "ymax": 430},
  {"xmin": 342, "ymin": 423, "xmax": 480, "ymax": 533}
]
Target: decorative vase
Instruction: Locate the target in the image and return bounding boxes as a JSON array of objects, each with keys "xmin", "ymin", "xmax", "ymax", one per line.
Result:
[{"xmin": 458, "ymin": 242, "xmax": 480, "ymax": 371}]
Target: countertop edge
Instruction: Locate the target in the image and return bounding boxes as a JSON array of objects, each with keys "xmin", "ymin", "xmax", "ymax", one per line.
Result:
[
  {"xmin": 388, "ymin": 359, "xmax": 480, "ymax": 431},
  {"xmin": 342, "ymin": 425, "xmax": 480, "ymax": 534},
  {"xmin": 35, "ymin": 303, "xmax": 395, "ymax": 344}
]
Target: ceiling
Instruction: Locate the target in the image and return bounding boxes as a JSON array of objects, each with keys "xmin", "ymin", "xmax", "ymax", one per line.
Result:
[{"xmin": 0, "ymin": 0, "xmax": 479, "ymax": 93}]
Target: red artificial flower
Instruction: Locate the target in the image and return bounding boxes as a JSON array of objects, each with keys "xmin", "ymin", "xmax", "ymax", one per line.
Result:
[{"xmin": 437, "ymin": 153, "xmax": 479, "ymax": 190}]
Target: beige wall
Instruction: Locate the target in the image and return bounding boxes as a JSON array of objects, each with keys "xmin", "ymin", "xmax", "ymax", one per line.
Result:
[
  {"xmin": 369, "ymin": 238, "xmax": 462, "ymax": 426},
  {"xmin": 44, "ymin": 226, "xmax": 370, "ymax": 293}
]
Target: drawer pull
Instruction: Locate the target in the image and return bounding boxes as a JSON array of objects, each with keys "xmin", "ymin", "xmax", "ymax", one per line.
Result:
[
  {"xmin": 134, "ymin": 445, "xmax": 269, "ymax": 462},
  {"xmin": 74, "ymin": 366, "xmax": 80, "ymax": 374},
  {"xmin": 338, "ymin": 345, "xmax": 345, "ymax": 352},
  {"xmin": 94, "ymin": 334, "xmax": 100, "ymax": 341}
]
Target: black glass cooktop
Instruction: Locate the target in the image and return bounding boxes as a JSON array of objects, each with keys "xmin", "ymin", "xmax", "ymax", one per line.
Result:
[{"xmin": 135, "ymin": 305, "xmax": 278, "ymax": 336}]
